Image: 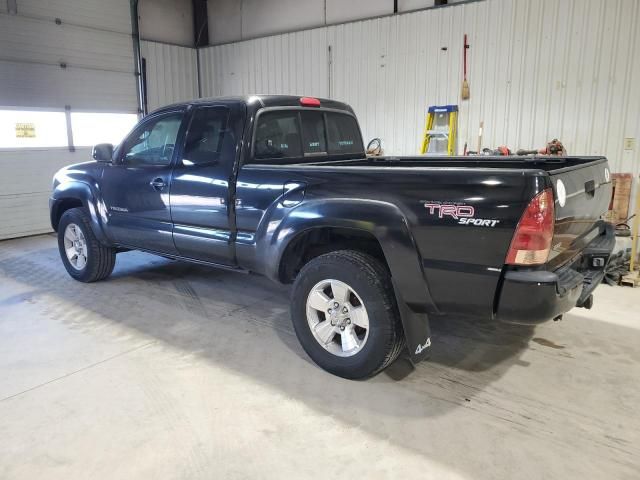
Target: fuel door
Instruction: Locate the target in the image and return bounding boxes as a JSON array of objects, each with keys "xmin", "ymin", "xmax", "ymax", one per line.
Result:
[{"xmin": 281, "ymin": 181, "xmax": 307, "ymax": 207}]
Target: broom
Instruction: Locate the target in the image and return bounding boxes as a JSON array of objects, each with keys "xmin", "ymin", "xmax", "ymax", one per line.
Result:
[{"xmin": 461, "ymin": 34, "xmax": 470, "ymax": 100}]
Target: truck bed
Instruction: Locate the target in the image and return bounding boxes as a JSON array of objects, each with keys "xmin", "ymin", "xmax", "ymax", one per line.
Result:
[
  {"xmin": 242, "ymin": 153, "xmax": 611, "ymax": 319},
  {"xmin": 303, "ymin": 154, "xmax": 611, "ymax": 269},
  {"xmin": 307, "ymin": 155, "xmax": 607, "ymax": 173}
]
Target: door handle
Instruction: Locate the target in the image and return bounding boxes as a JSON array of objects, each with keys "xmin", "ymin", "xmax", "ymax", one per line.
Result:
[{"xmin": 150, "ymin": 178, "xmax": 167, "ymax": 191}]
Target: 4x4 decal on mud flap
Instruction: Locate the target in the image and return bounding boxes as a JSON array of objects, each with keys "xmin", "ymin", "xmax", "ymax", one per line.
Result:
[
  {"xmin": 415, "ymin": 337, "xmax": 431, "ymax": 354},
  {"xmin": 423, "ymin": 201, "xmax": 500, "ymax": 227}
]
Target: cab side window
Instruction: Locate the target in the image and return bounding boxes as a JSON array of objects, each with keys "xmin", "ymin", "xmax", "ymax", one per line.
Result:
[
  {"xmin": 121, "ymin": 113, "xmax": 183, "ymax": 166},
  {"xmin": 182, "ymin": 107, "xmax": 229, "ymax": 166}
]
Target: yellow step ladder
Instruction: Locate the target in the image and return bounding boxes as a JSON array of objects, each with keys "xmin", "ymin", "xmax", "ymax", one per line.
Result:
[{"xmin": 420, "ymin": 105, "xmax": 458, "ymax": 155}]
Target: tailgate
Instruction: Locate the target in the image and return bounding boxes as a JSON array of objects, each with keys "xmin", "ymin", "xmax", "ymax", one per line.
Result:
[{"xmin": 547, "ymin": 158, "xmax": 612, "ymax": 269}]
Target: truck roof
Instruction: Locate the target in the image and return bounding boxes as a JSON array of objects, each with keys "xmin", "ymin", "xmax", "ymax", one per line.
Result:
[{"xmin": 152, "ymin": 94, "xmax": 355, "ymax": 116}]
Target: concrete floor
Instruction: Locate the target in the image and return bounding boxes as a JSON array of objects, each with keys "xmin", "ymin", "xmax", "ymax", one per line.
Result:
[{"xmin": 0, "ymin": 235, "xmax": 639, "ymax": 479}]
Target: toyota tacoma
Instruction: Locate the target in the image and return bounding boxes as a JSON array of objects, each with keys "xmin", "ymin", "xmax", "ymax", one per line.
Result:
[{"xmin": 50, "ymin": 95, "xmax": 615, "ymax": 379}]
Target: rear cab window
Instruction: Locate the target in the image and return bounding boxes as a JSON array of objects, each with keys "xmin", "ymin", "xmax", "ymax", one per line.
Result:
[{"xmin": 252, "ymin": 108, "xmax": 364, "ymax": 163}]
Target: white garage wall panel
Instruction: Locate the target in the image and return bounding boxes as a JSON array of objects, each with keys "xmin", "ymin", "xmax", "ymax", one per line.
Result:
[
  {"xmin": 141, "ymin": 41, "xmax": 199, "ymax": 111},
  {"xmin": 198, "ymin": 0, "xmax": 640, "ymax": 180},
  {"xmin": 199, "ymin": 27, "xmax": 329, "ymax": 98},
  {"xmin": 0, "ymin": 148, "xmax": 92, "ymax": 240}
]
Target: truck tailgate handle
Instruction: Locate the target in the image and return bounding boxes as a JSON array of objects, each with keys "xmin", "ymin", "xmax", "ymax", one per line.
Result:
[{"xmin": 585, "ymin": 179, "xmax": 596, "ymax": 197}]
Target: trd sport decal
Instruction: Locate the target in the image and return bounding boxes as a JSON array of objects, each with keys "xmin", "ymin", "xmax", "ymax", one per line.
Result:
[
  {"xmin": 424, "ymin": 202, "xmax": 474, "ymax": 218},
  {"xmin": 423, "ymin": 201, "xmax": 500, "ymax": 227}
]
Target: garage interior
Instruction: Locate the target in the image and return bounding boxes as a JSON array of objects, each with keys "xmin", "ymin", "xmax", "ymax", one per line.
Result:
[{"xmin": 1, "ymin": 0, "xmax": 639, "ymax": 479}]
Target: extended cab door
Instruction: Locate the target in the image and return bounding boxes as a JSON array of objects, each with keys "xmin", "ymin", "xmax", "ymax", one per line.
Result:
[
  {"xmin": 100, "ymin": 109, "xmax": 185, "ymax": 254},
  {"xmin": 169, "ymin": 103, "xmax": 244, "ymax": 265}
]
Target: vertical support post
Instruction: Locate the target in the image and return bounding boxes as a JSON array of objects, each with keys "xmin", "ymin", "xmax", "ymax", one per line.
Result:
[
  {"xmin": 195, "ymin": 48, "xmax": 202, "ymax": 99},
  {"xmin": 327, "ymin": 45, "xmax": 333, "ymax": 99},
  {"xmin": 192, "ymin": 0, "xmax": 208, "ymax": 99},
  {"xmin": 64, "ymin": 105, "xmax": 75, "ymax": 152},
  {"xmin": 141, "ymin": 57, "xmax": 148, "ymax": 114},
  {"xmin": 130, "ymin": 0, "xmax": 146, "ymax": 117},
  {"xmin": 192, "ymin": 0, "xmax": 209, "ymax": 47}
]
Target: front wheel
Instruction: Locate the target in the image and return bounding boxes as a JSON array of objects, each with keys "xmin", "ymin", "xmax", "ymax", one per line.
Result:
[
  {"xmin": 290, "ymin": 250, "xmax": 405, "ymax": 379},
  {"xmin": 57, "ymin": 207, "xmax": 116, "ymax": 282}
]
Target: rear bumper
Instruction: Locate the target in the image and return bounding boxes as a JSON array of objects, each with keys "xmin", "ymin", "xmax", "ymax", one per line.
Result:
[
  {"xmin": 496, "ymin": 270, "xmax": 584, "ymax": 324},
  {"xmin": 495, "ymin": 224, "xmax": 615, "ymax": 325}
]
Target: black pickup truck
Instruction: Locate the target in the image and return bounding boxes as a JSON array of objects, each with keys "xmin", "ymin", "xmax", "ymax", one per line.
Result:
[{"xmin": 50, "ymin": 95, "xmax": 614, "ymax": 379}]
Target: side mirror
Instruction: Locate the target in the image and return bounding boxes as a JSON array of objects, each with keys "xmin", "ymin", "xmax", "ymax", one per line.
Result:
[
  {"xmin": 92, "ymin": 143, "xmax": 114, "ymax": 163},
  {"xmin": 366, "ymin": 138, "xmax": 383, "ymax": 156}
]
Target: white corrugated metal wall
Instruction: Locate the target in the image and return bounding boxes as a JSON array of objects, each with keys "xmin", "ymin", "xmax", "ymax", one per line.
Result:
[
  {"xmin": 199, "ymin": 27, "xmax": 329, "ymax": 98},
  {"xmin": 0, "ymin": 0, "xmax": 136, "ymax": 239},
  {"xmin": 198, "ymin": 0, "xmax": 640, "ymax": 180},
  {"xmin": 141, "ymin": 41, "xmax": 199, "ymax": 112}
]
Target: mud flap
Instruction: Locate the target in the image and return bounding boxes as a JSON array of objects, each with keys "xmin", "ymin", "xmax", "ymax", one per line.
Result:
[{"xmin": 392, "ymin": 278, "xmax": 432, "ymax": 363}]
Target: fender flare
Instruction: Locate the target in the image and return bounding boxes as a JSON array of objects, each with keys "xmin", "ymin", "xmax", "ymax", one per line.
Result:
[
  {"xmin": 257, "ymin": 198, "xmax": 435, "ymax": 363},
  {"xmin": 51, "ymin": 181, "xmax": 111, "ymax": 246}
]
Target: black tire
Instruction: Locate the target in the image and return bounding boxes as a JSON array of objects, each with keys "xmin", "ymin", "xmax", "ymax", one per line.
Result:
[
  {"xmin": 57, "ymin": 207, "xmax": 116, "ymax": 282},
  {"xmin": 291, "ymin": 250, "xmax": 405, "ymax": 379}
]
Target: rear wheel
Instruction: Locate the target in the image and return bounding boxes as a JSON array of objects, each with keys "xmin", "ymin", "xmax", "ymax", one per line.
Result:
[
  {"xmin": 291, "ymin": 250, "xmax": 405, "ymax": 379},
  {"xmin": 57, "ymin": 208, "xmax": 116, "ymax": 282}
]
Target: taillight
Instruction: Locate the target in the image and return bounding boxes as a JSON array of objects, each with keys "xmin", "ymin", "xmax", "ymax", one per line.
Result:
[{"xmin": 505, "ymin": 188, "xmax": 555, "ymax": 265}]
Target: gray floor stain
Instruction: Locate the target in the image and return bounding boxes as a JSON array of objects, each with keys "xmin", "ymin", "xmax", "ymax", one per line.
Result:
[{"xmin": 532, "ymin": 337, "xmax": 566, "ymax": 349}]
